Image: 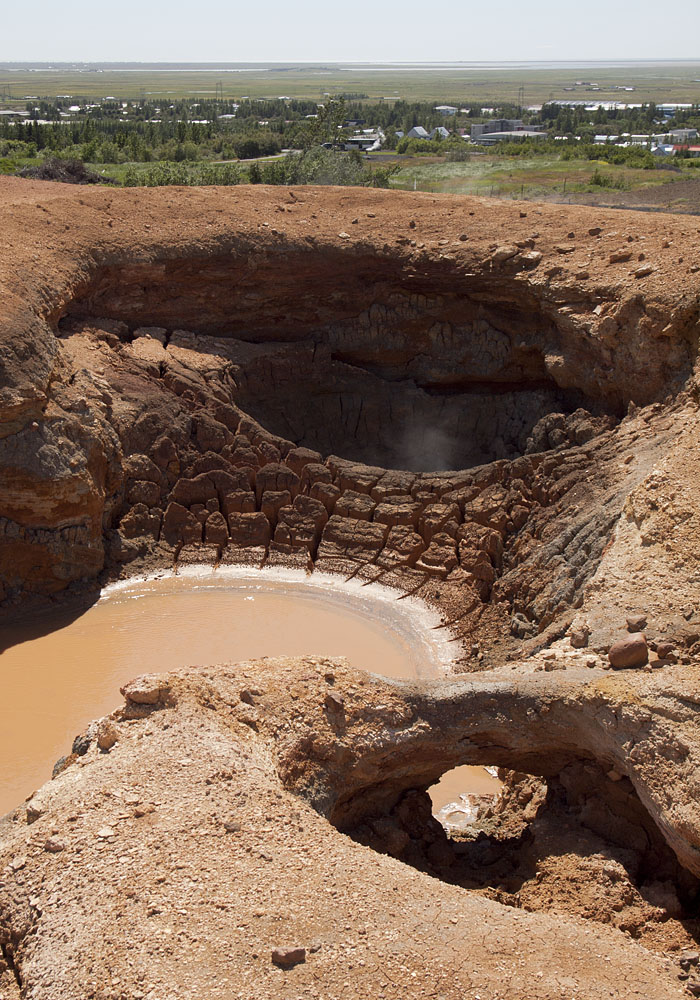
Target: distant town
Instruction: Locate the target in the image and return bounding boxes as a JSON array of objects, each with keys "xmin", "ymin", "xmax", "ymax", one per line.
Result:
[{"xmin": 1, "ymin": 87, "xmax": 699, "ymax": 194}]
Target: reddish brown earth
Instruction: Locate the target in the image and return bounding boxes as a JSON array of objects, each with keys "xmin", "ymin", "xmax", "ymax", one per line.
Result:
[{"xmin": 2, "ymin": 177, "xmax": 700, "ymax": 998}]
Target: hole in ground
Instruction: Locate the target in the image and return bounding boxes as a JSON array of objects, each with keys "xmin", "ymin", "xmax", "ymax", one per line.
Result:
[
  {"xmin": 55, "ymin": 248, "xmax": 659, "ymax": 472},
  {"xmin": 345, "ymin": 763, "xmax": 700, "ymax": 948},
  {"xmin": 231, "ymin": 341, "xmax": 615, "ymax": 471}
]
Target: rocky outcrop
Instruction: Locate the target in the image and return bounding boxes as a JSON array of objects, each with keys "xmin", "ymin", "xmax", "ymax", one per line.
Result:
[
  {"xmin": 1, "ymin": 179, "xmax": 699, "ymax": 662},
  {"xmin": 0, "ymin": 656, "xmax": 697, "ymax": 999},
  {"xmin": 3, "ymin": 179, "xmax": 700, "ymax": 995}
]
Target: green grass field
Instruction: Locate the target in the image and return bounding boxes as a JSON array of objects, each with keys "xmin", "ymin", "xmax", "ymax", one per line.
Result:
[
  {"xmin": 1, "ymin": 62, "xmax": 700, "ymax": 105},
  {"xmin": 385, "ymin": 154, "xmax": 689, "ymax": 199}
]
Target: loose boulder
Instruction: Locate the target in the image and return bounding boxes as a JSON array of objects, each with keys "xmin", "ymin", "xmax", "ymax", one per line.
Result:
[{"xmin": 608, "ymin": 633, "xmax": 648, "ymax": 669}]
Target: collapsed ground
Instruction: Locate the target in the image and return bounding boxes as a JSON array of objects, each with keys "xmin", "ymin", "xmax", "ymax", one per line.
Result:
[{"xmin": 1, "ymin": 178, "xmax": 700, "ymax": 997}]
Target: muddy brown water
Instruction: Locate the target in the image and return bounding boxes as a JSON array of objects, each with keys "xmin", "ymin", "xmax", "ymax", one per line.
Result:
[{"xmin": 0, "ymin": 568, "xmax": 498, "ymax": 818}]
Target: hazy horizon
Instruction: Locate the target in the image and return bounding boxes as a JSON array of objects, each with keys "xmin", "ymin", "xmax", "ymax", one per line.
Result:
[{"xmin": 3, "ymin": 0, "xmax": 700, "ymax": 65}]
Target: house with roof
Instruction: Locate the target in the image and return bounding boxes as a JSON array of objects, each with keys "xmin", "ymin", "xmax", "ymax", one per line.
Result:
[
  {"xmin": 669, "ymin": 128, "xmax": 698, "ymax": 143},
  {"xmin": 406, "ymin": 126, "xmax": 429, "ymax": 140},
  {"xmin": 429, "ymin": 126, "xmax": 451, "ymax": 140},
  {"xmin": 344, "ymin": 130, "xmax": 384, "ymax": 152}
]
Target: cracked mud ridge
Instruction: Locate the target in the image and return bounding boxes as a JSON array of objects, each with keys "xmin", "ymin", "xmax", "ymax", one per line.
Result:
[{"xmin": 2, "ymin": 177, "xmax": 700, "ymax": 999}]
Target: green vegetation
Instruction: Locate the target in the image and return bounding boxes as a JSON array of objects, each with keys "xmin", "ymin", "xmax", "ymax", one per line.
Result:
[
  {"xmin": 387, "ymin": 154, "xmax": 690, "ymax": 200},
  {"xmin": 1, "ymin": 77, "xmax": 699, "ymax": 200},
  {"xmin": 1, "ymin": 62, "xmax": 699, "ymax": 105},
  {"xmin": 589, "ymin": 167, "xmax": 628, "ymax": 189},
  {"xmin": 117, "ymin": 148, "xmax": 397, "ymax": 188}
]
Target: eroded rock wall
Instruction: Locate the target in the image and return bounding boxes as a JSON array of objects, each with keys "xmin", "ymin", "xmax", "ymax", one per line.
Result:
[{"xmin": 1, "ymin": 180, "xmax": 699, "ymax": 661}]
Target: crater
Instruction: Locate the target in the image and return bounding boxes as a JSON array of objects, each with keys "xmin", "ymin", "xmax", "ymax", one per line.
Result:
[
  {"xmin": 3, "ymin": 184, "xmax": 700, "ymax": 998},
  {"xmin": 58, "ymin": 245, "xmax": 689, "ymax": 472}
]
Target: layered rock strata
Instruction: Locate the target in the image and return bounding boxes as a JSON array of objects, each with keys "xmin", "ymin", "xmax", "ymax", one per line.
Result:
[
  {"xmin": 1, "ymin": 178, "xmax": 699, "ymax": 662},
  {"xmin": 2, "ymin": 179, "xmax": 700, "ymax": 994}
]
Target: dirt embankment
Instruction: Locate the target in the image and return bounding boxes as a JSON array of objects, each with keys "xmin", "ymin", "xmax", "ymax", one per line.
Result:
[
  {"xmin": 2, "ymin": 178, "xmax": 700, "ymax": 997},
  {"xmin": 1, "ymin": 658, "xmax": 699, "ymax": 1000}
]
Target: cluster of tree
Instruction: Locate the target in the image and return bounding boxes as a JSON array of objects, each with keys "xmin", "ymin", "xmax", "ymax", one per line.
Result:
[
  {"xmin": 3, "ymin": 96, "xmax": 541, "ymax": 167},
  {"xmin": 124, "ymin": 161, "xmax": 244, "ymax": 187},
  {"xmin": 541, "ymin": 102, "xmax": 700, "ymax": 136},
  {"xmin": 5, "ymin": 92, "xmax": 699, "ymax": 189},
  {"xmin": 247, "ymin": 147, "xmax": 398, "ymax": 187},
  {"xmin": 394, "ymin": 135, "xmax": 466, "ymax": 155},
  {"xmin": 561, "ymin": 143, "xmax": 657, "ymax": 169},
  {"xmin": 125, "ymin": 148, "xmax": 396, "ymax": 188},
  {"xmin": 1, "ymin": 116, "xmax": 285, "ymax": 164}
]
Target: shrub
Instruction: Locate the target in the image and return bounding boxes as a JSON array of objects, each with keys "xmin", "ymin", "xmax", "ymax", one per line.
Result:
[
  {"xmin": 18, "ymin": 157, "xmax": 114, "ymax": 184},
  {"xmin": 589, "ymin": 168, "xmax": 627, "ymax": 190}
]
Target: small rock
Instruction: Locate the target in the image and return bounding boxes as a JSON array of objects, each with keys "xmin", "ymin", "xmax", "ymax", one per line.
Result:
[
  {"xmin": 223, "ymin": 818, "xmax": 241, "ymax": 833},
  {"xmin": 519, "ymin": 249, "xmax": 542, "ymax": 268},
  {"xmin": 121, "ymin": 675, "xmax": 165, "ymax": 705},
  {"xmin": 656, "ymin": 641, "xmax": 676, "ymax": 660},
  {"xmin": 409, "ymin": 219, "xmax": 416, "ymax": 228},
  {"xmin": 26, "ymin": 802, "xmax": 43, "ymax": 824},
  {"xmin": 325, "ymin": 691, "xmax": 345, "ymax": 711},
  {"xmin": 97, "ymin": 719, "xmax": 119, "ymax": 751},
  {"xmin": 240, "ymin": 688, "xmax": 260, "ymax": 706},
  {"xmin": 271, "ymin": 946, "xmax": 306, "ymax": 968},
  {"xmin": 607, "ymin": 770, "xmax": 623, "ymax": 782},
  {"xmin": 634, "ymin": 265, "xmax": 654, "ymax": 279},
  {"xmin": 72, "ymin": 732, "xmax": 92, "ymax": 756},
  {"xmin": 338, "ymin": 231, "xmax": 351, "ymax": 240},
  {"xmin": 133, "ymin": 804, "xmax": 156, "ymax": 818},
  {"xmin": 491, "ymin": 245, "xmax": 518, "ymax": 265},
  {"xmin": 96, "ymin": 826, "xmax": 116, "ymax": 839},
  {"xmin": 44, "ymin": 837, "xmax": 65, "ymax": 853},
  {"xmin": 608, "ymin": 633, "xmax": 648, "ymax": 669},
  {"xmin": 9, "ymin": 855, "xmax": 27, "ymax": 871},
  {"xmin": 570, "ymin": 627, "xmax": 590, "ymax": 649},
  {"xmin": 609, "ymin": 249, "xmax": 633, "ymax": 264},
  {"xmin": 680, "ymin": 951, "xmax": 700, "ymax": 971},
  {"xmin": 626, "ymin": 614, "xmax": 647, "ymax": 632},
  {"xmin": 52, "ymin": 754, "xmax": 73, "ymax": 778}
]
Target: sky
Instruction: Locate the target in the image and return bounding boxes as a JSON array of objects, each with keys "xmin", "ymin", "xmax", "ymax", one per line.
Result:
[{"xmin": 2, "ymin": 0, "xmax": 700, "ymax": 63}]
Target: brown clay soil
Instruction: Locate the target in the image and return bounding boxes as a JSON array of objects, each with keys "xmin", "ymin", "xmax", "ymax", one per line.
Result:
[{"xmin": 2, "ymin": 176, "xmax": 700, "ymax": 998}]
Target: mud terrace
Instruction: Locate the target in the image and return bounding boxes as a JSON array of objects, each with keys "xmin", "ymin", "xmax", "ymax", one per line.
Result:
[{"xmin": 2, "ymin": 177, "xmax": 700, "ymax": 998}]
